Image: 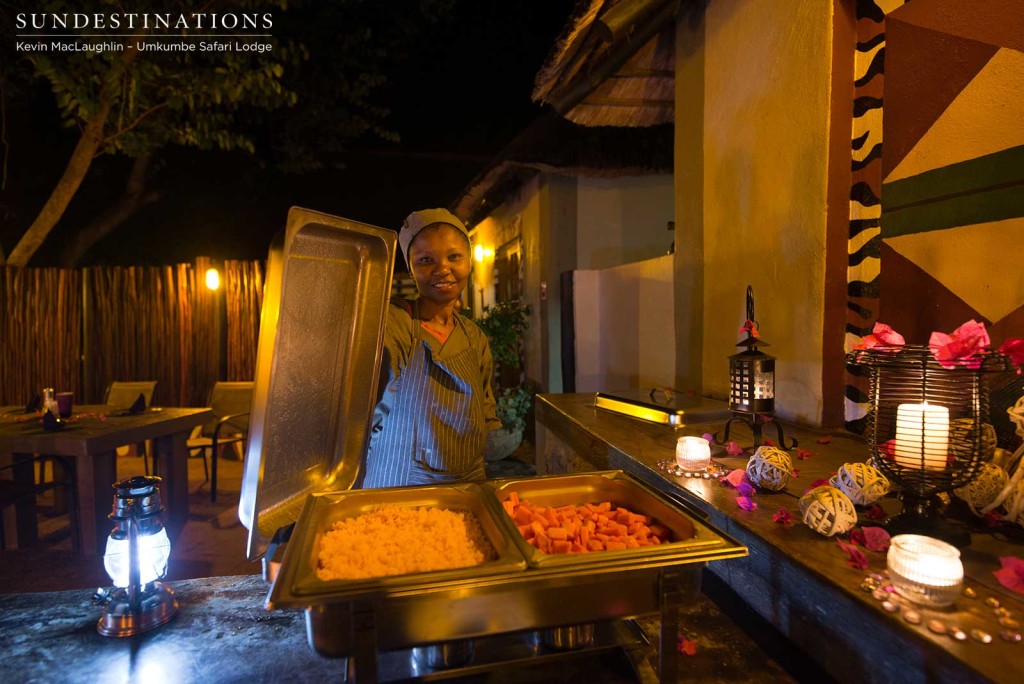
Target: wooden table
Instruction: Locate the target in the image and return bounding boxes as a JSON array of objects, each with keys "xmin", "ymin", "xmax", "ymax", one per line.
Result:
[
  {"xmin": 0, "ymin": 405, "xmax": 211, "ymax": 556},
  {"xmin": 535, "ymin": 393, "xmax": 1024, "ymax": 684}
]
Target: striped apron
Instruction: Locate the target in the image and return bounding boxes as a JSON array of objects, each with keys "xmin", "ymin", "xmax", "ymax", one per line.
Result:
[{"xmin": 361, "ymin": 329, "xmax": 488, "ymax": 488}]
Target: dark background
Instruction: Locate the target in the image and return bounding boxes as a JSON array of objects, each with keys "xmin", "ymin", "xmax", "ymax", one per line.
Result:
[{"xmin": 3, "ymin": 1, "xmax": 577, "ymax": 266}]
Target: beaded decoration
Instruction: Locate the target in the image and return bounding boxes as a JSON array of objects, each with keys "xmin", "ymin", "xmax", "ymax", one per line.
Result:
[
  {"xmin": 799, "ymin": 485, "xmax": 857, "ymax": 537},
  {"xmin": 831, "ymin": 462, "xmax": 890, "ymax": 506},
  {"xmin": 954, "ymin": 462, "xmax": 1009, "ymax": 516},
  {"xmin": 746, "ymin": 446, "xmax": 794, "ymax": 492}
]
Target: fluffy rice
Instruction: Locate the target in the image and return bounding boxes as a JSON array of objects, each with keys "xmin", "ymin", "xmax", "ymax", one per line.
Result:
[{"xmin": 316, "ymin": 505, "xmax": 495, "ymax": 581}]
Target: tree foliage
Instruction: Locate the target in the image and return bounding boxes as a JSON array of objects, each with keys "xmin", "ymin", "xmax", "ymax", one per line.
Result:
[{"xmin": 0, "ymin": 0, "xmax": 455, "ymax": 265}]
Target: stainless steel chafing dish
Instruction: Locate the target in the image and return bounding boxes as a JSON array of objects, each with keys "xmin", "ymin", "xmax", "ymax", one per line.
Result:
[{"xmin": 238, "ymin": 209, "xmax": 747, "ymax": 682}]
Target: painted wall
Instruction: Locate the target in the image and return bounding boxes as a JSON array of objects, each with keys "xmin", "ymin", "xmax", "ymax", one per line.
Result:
[
  {"xmin": 879, "ymin": 0, "xmax": 1024, "ymax": 347},
  {"xmin": 573, "ymin": 255, "xmax": 676, "ymax": 392},
  {"xmin": 576, "ymin": 175, "xmax": 675, "ymax": 270},
  {"xmin": 675, "ymin": 0, "xmax": 834, "ymax": 424}
]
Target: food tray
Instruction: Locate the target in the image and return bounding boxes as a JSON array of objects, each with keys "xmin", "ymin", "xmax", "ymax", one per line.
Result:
[
  {"xmin": 265, "ymin": 471, "xmax": 746, "ymax": 660},
  {"xmin": 484, "ymin": 471, "xmax": 729, "ymax": 569},
  {"xmin": 238, "ymin": 208, "xmax": 396, "ymax": 560},
  {"xmin": 271, "ymin": 483, "xmax": 527, "ymax": 602}
]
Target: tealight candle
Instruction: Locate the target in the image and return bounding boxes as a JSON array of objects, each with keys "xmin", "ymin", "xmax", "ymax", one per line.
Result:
[
  {"xmin": 887, "ymin": 534, "xmax": 963, "ymax": 607},
  {"xmin": 894, "ymin": 403, "xmax": 948, "ymax": 470},
  {"xmin": 676, "ymin": 436, "xmax": 711, "ymax": 472}
]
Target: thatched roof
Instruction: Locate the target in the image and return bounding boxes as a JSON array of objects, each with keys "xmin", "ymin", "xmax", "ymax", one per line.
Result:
[
  {"xmin": 532, "ymin": 0, "xmax": 677, "ymax": 127},
  {"xmin": 451, "ymin": 112, "xmax": 671, "ymax": 226}
]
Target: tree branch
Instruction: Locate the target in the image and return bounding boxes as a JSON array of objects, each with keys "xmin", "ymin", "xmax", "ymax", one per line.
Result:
[
  {"xmin": 102, "ymin": 101, "xmax": 171, "ymax": 151},
  {"xmin": 57, "ymin": 153, "xmax": 162, "ymax": 268}
]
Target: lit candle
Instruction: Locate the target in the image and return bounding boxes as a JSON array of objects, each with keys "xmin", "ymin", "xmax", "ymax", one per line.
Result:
[
  {"xmin": 894, "ymin": 403, "xmax": 948, "ymax": 470},
  {"xmin": 886, "ymin": 534, "xmax": 963, "ymax": 607},
  {"xmin": 676, "ymin": 436, "xmax": 711, "ymax": 472}
]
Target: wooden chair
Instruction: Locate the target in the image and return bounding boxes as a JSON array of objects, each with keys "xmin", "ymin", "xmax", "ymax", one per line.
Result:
[
  {"xmin": 2, "ymin": 455, "xmax": 79, "ymax": 552},
  {"xmin": 188, "ymin": 382, "xmax": 253, "ymax": 503},
  {"xmin": 104, "ymin": 381, "xmax": 158, "ymax": 473}
]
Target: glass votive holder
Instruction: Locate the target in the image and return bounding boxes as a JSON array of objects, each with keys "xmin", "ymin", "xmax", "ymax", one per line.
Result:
[
  {"xmin": 676, "ymin": 436, "xmax": 711, "ymax": 472},
  {"xmin": 886, "ymin": 534, "xmax": 963, "ymax": 607}
]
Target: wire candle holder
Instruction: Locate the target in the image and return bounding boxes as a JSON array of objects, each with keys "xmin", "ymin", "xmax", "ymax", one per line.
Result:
[{"xmin": 847, "ymin": 344, "xmax": 1013, "ymax": 547}]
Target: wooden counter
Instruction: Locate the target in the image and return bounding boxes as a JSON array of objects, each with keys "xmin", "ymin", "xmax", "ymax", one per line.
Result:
[{"xmin": 535, "ymin": 393, "xmax": 1024, "ymax": 684}]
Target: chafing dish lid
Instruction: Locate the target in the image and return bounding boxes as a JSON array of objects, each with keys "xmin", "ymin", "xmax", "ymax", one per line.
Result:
[{"xmin": 239, "ymin": 207, "xmax": 396, "ymax": 560}]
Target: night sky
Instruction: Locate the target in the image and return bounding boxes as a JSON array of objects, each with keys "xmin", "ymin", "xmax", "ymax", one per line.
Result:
[{"xmin": 6, "ymin": 1, "xmax": 578, "ymax": 267}]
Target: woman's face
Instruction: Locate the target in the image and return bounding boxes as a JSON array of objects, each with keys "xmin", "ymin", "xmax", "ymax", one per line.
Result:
[{"xmin": 407, "ymin": 223, "xmax": 471, "ymax": 307}]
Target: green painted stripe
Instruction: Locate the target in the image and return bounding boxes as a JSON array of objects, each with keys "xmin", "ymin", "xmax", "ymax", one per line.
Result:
[
  {"xmin": 882, "ymin": 146, "xmax": 1024, "ymax": 237},
  {"xmin": 883, "ymin": 145, "xmax": 1024, "ymax": 209},
  {"xmin": 881, "ymin": 183, "xmax": 1024, "ymax": 237}
]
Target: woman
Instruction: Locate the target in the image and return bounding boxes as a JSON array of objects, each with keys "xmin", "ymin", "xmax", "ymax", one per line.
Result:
[{"xmin": 361, "ymin": 208, "xmax": 501, "ymax": 488}]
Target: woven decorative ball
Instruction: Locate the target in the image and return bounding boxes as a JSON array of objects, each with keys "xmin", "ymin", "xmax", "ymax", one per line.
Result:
[
  {"xmin": 1010, "ymin": 395, "xmax": 1024, "ymax": 438},
  {"xmin": 746, "ymin": 446, "xmax": 794, "ymax": 492},
  {"xmin": 799, "ymin": 486, "xmax": 858, "ymax": 537},
  {"xmin": 949, "ymin": 418, "xmax": 998, "ymax": 462},
  {"xmin": 1002, "ymin": 478, "xmax": 1024, "ymax": 527},
  {"xmin": 954, "ymin": 462, "xmax": 1010, "ymax": 516},
  {"xmin": 831, "ymin": 462, "xmax": 890, "ymax": 506}
]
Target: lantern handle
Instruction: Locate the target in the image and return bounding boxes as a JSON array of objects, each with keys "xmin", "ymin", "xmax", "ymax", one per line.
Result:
[{"xmin": 746, "ymin": 285, "xmax": 755, "ymax": 326}]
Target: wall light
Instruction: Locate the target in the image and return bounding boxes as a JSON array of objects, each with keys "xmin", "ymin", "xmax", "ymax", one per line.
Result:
[
  {"xmin": 205, "ymin": 267, "xmax": 221, "ymax": 291},
  {"xmin": 474, "ymin": 245, "xmax": 484, "ymax": 262}
]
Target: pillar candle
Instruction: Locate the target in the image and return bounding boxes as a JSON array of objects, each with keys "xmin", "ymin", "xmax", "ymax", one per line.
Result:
[{"xmin": 894, "ymin": 403, "xmax": 949, "ymax": 470}]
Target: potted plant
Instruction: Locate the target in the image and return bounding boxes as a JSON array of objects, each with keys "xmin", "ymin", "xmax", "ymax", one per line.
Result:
[{"xmin": 472, "ymin": 301, "xmax": 532, "ymax": 461}]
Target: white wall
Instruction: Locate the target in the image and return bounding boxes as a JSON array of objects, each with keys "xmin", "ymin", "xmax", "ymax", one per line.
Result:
[
  {"xmin": 574, "ymin": 254, "xmax": 676, "ymax": 392},
  {"xmin": 577, "ymin": 175, "xmax": 675, "ymax": 270},
  {"xmin": 675, "ymin": 0, "xmax": 833, "ymax": 424}
]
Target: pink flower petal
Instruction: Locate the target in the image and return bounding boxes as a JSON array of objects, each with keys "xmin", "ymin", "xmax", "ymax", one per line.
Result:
[
  {"xmin": 849, "ymin": 528, "xmax": 866, "ymax": 547},
  {"xmin": 809, "ymin": 478, "xmax": 831, "ymax": 489},
  {"xmin": 837, "ymin": 539, "xmax": 869, "ymax": 570},
  {"xmin": 736, "ymin": 481, "xmax": 756, "ymax": 498},
  {"xmin": 702, "ymin": 432, "xmax": 715, "ymax": 443},
  {"xmin": 758, "ymin": 414, "xmax": 774, "ymax": 423},
  {"xmin": 726, "ymin": 441, "xmax": 745, "ymax": 457},
  {"xmin": 736, "ymin": 496, "xmax": 758, "ymax": 511},
  {"xmin": 872, "ymin": 322, "xmax": 906, "ymax": 347},
  {"xmin": 864, "ymin": 505, "xmax": 887, "ymax": 521},
  {"xmin": 791, "ymin": 468, "xmax": 799, "ymax": 478},
  {"xmin": 722, "ymin": 468, "xmax": 749, "ymax": 488},
  {"xmin": 762, "ymin": 438, "xmax": 776, "ymax": 447},
  {"xmin": 796, "ymin": 448, "xmax": 814, "ymax": 460},
  {"xmin": 772, "ymin": 508, "xmax": 794, "ymax": 526},
  {"xmin": 816, "ymin": 435, "xmax": 832, "ymax": 445},
  {"xmin": 861, "ymin": 526, "xmax": 891, "ymax": 552},
  {"xmin": 929, "ymin": 320, "xmax": 991, "ymax": 369},
  {"xmin": 853, "ymin": 334, "xmax": 879, "ymax": 350},
  {"xmin": 999, "ymin": 338, "xmax": 1024, "ymax": 369},
  {"xmin": 993, "ymin": 557, "xmax": 1024, "ymax": 595},
  {"xmin": 678, "ymin": 637, "xmax": 697, "ymax": 656}
]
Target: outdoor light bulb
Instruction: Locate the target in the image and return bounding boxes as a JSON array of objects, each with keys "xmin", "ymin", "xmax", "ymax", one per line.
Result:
[
  {"xmin": 205, "ymin": 267, "xmax": 221, "ymax": 291},
  {"xmin": 474, "ymin": 244, "xmax": 484, "ymax": 262},
  {"xmin": 676, "ymin": 436, "xmax": 711, "ymax": 472},
  {"xmin": 103, "ymin": 528, "xmax": 172, "ymax": 588}
]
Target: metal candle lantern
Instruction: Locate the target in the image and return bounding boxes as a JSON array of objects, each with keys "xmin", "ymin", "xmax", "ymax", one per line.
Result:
[
  {"xmin": 95, "ymin": 475, "xmax": 179, "ymax": 637},
  {"xmin": 847, "ymin": 345, "xmax": 1012, "ymax": 547},
  {"xmin": 715, "ymin": 286, "xmax": 796, "ymax": 450}
]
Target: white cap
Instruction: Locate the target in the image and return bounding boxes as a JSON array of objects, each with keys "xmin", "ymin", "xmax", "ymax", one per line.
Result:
[{"xmin": 398, "ymin": 208, "xmax": 469, "ymax": 263}]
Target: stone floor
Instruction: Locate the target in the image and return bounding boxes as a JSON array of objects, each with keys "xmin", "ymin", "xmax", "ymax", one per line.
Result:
[{"xmin": 0, "ymin": 442, "xmax": 538, "ymax": 595}]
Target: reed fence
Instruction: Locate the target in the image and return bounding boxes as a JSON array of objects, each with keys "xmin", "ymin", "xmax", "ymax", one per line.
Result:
[{"xmin": 0, "ymin": 260, "xmax": 265, "ymax": 408}]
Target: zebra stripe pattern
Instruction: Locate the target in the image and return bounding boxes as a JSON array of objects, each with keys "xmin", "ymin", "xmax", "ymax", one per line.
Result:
[{"xmin": 845, "ymin": 0, "xmax": 906, "ymax": 431}]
